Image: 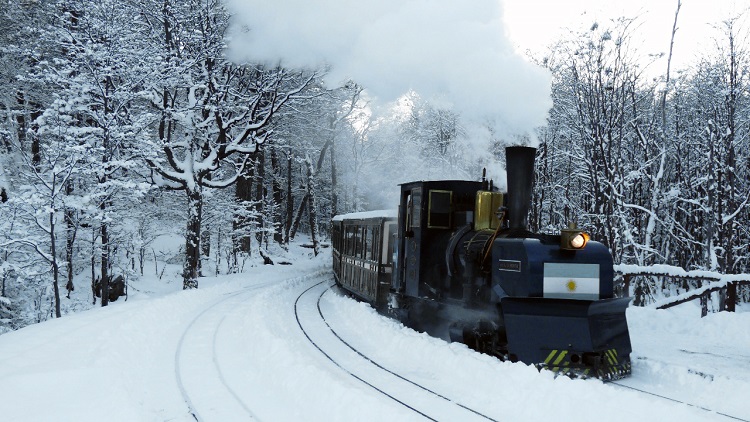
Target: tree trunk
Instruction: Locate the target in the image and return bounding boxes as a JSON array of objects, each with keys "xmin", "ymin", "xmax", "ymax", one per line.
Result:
[
  {"xmin": 270, "ymin": 146, "xmax": 284, "ymax": 245},
  {"xmin": 254, "ymin": 150, "xmax": 265, "ymax": 245},
  {"xmin": 200, "ymin": 229, "xmax": 210, "ymax": 266},
  {"xmin": 15, "ymin": 91, "xmax": 42, "ymax": 169},
  {"xmin": 290, "ymin": 193, "xmax": 308, "ymax": 241},
  {"xmin": 705, "ymin": 125, "xmax": 716, "ymax": 270},
  {"xmin": 91, "ymin": 226, "xmax": 96, "ymax": 305},
  {"xmin": 305, "ymin": 157, "xmax": 320, "ymax": 256},
  {"xmin": 15, "ymin": 91, "xmax": 26, "ymax": 148},
  {"xmin": 285, "ymin": 153, "xmax": 293, "ymax": 244},
  {"xmin": 64, "ymin": 180, "xmax": 76, "ymax": 298},
  {"xmin": 183, "ymin": 187, "xmax": 202, "ymax": 289},
  {"xmin": 49, "ymin": 211, "xmax": 61, "ymax": 318},
  {"xmin": 139, "ymin": 245, "xmax": 145, "ymax": 276},
  {"xmin": 234, "ymin": 168, "xmax": 253, "ymax": 253},
  {"xmin": 720, "ymin": 25, "xmax": 738, "ymax": 274},
  {"xmin": 100, "ymin": 214, "xmax": 110, "ymax": 307}
]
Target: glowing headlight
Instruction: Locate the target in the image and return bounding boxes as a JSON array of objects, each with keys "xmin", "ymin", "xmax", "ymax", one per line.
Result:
[
  {"xmin": 561, "ymin": 224, "xmax": 589, "ymax": 250},
  {"xmin": 570, "ymin": 233, "xmax": 587, "ymax": 249}
]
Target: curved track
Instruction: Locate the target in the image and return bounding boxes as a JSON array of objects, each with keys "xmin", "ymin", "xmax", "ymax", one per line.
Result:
[
  {"xmin": 609, "ymin": 372, "xmax": 750, "ymax": 421},
  {"xmin": 175, "ymin": 285, "xmax": 266, "ymax": 422},
  {"xmin": 609, "ymin": 380, "xmax": 748, "ymax": 422},
  {"xmin": 174, "ymin": 271, "xmax": 329, "ymax": 421},
  {"xmin": 294, "ymin": 281, "xmax": 499, "ymax": 422}
]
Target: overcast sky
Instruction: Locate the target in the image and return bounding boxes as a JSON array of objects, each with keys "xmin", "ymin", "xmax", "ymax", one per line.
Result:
[{"xmin": 503, "ymin": 0, "xmax": 750, "ymax": 72}]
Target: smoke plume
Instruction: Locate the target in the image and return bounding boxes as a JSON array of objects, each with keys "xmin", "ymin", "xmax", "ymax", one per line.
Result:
[{"xmin": 225, "ymin": 0, "xmax": 552, "ymax": 140}]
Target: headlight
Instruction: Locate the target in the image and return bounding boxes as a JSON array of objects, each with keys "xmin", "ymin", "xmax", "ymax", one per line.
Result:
[
  {"xmin": 570, "ymin": 233, "xmax": 587, "ymax": 249},
  {"xmin": 561, "ymin": 225, "xmax": 589, "ymax": 250}
]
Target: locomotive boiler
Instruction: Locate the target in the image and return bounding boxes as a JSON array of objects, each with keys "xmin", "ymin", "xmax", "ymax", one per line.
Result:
[{"xmin": 331, "ymin": 146, "xmax": 632, "ymax": 380}]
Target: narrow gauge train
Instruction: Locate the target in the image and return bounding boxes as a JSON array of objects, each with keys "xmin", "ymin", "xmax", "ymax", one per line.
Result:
[{"xmin": 331, "ymin": 146, "xmax": 632, "ymax": 380}]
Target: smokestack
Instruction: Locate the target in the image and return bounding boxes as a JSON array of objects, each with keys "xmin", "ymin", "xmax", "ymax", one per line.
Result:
[{"xmin": 505, "ymin": 146, "xmax": 536, "ymax": 230}]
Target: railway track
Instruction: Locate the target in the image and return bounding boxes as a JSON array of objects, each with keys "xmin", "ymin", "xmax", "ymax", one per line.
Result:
[
  {"xmin": 174, "ymin": 271, "xmax": 329, "ymax": 422},
  {"xmin": 294, "ymin": 281, "xmax": 499, "ymax": 422},
  {"xmin": 607, "ymin": 360, "xmax": 750, "ymax": 422},
  {"xmin": 175, "ymin": 285, "xmax": 265, "ymax": 422},
  {"xmin": 608, "ymin": 380, "xmax": 749, "ymax": 422}
]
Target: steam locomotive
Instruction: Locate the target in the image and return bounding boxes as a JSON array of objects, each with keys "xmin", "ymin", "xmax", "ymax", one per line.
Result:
[{"xmin": 331, "ymin": 146, "xmax": 632, "ymax": 380}]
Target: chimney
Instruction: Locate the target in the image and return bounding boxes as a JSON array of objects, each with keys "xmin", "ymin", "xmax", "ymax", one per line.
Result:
[{"xmin": 505, "ymin": 146, "xmax": 536, "ymax": 230}]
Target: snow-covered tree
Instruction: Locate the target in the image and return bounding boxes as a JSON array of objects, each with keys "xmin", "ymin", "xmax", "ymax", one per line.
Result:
[
  {"xmin": 137, "ymin": 0, "xmax": 314, "ymax": 288},
  {"xmin": 537, "ymin": 10, "xmax": 750, "ymax": 305},
  {"xmin": 32, "ymin": 0, "xmax": 154, "ymax": 305}
]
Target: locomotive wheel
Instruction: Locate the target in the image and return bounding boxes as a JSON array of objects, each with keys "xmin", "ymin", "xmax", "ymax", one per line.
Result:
[{"xmin": 450, "ymin": 320, "xmax": 503, "ymax": 357}]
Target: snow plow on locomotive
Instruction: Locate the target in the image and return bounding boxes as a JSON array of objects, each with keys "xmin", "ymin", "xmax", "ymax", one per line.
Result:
[{"xmin": 331, "ymin": 146, "xmax": 632, "ymax": 380}]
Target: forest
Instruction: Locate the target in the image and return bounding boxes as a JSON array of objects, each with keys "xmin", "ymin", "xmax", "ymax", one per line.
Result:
[{"xmin": 0, "ymin": 0, "xmax": 748, "ymax": 333}]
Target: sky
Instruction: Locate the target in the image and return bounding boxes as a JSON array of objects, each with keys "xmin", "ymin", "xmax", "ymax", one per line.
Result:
[{"xmin": 503, "ymin": 0, "xmax": 750, "ymax": 73}]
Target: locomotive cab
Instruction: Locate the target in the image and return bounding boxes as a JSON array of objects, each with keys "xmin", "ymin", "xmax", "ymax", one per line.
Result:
[{"xmin": 394, "ymin": 179, "xmax": 487, "ymax": 299}]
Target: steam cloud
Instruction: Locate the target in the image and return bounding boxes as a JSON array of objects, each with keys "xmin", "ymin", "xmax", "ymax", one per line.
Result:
[{"xmin": 225, "ymin": 0, "xmax": 552, "ymax": 140}]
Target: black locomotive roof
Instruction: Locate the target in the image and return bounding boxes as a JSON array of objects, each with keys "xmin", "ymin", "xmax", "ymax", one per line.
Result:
[{"xmin": 399, "ymin": 179, "xmax": 482, "ymax": 186}]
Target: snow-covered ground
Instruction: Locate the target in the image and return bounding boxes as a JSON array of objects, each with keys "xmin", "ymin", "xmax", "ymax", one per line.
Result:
[{"xmin": 0, "ymin": 247, "xmax": 748, "ymax": 422}]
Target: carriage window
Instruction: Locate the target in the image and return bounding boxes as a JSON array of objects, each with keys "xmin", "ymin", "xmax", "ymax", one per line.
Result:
[
  {"xmin": 370, "ymin": 226, "xmax": 379, "ymax": 261},
  {"xmin": 343, "ymin": 226, "xmax": 349, "ymax": 254},
  {"xmin": 363, "ymin": 227, "xmax": 370, "ymax": 260},
  {"xmin": 355, "ymin": 226, "xmax": 362, "ymax": 257},
  {"xmin": 428, "ymin": 190, "xmax": 452, "ymax": 228},
  {"xmin": 384, "ymin": 222, "xmax": 396, "ymax": 264},
  {"xmin": 346, "ymin": 225, "xmax": 356, "ymax": 255}
]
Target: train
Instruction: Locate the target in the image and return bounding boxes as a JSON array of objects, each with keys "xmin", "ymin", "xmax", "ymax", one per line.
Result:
[{"xmin": 331, "ymin": 146, "xmax": 632, "ymax": 380}]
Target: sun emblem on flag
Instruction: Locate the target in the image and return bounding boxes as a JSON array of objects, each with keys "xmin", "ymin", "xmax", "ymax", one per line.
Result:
[{"xmin": 566, "ymin": 279, "xmax": 577, "ymax": 292}]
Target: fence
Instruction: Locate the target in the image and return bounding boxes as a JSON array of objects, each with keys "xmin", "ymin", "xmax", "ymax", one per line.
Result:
[{"xmin": 615, "ymin": 264, "xmax": 750, "ymax": 317}]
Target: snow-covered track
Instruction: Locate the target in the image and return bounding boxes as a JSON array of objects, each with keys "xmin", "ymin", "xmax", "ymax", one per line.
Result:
[
  {"xmin": 609, "ymin": 380, "xmax": 750, "ymax": 421},
  {"xmin": 294, "ymin": 281, "xmax": 499, "ymax": 422},
  {"xmin": 175, "ymin": 284, "xmax": 268, "ymax": 421}
]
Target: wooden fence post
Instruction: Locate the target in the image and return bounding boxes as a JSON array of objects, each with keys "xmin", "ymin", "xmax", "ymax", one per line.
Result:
[
  {"xmin": 623, "ymin": 274, "xmax": 630, "ymax": 298},
  {"xmin": 726, "ymin": 281, "xmax": 737, "ymax": 312}
]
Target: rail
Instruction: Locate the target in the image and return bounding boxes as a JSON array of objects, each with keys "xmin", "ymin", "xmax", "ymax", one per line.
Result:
[{"xmin": 614, "ymin": 264, "xmax": 750, "ymax": 317}]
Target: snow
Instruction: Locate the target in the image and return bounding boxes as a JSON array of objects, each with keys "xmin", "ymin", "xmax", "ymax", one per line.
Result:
[
  {"xmin": 331, "ymin": 209, "xmax": 397, "ymax": 221},
  {"xmin": 0, "ymin": 249, "xmax": 749, "ymax": 421},
  {"xmin": 614, "ymin": 263, "xmax": 745, "ymax": 281}
]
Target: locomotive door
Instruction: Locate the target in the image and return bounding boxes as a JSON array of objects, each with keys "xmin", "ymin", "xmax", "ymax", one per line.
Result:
[{"xmin": 402, "ymin": 187, "xmax": 422, "ymax": 297}]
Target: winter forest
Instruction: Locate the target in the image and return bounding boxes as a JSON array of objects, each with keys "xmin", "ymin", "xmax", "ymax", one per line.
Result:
[{"xmin": 0, "ymin": 0, "xmax": 748, "ymax": 333}]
